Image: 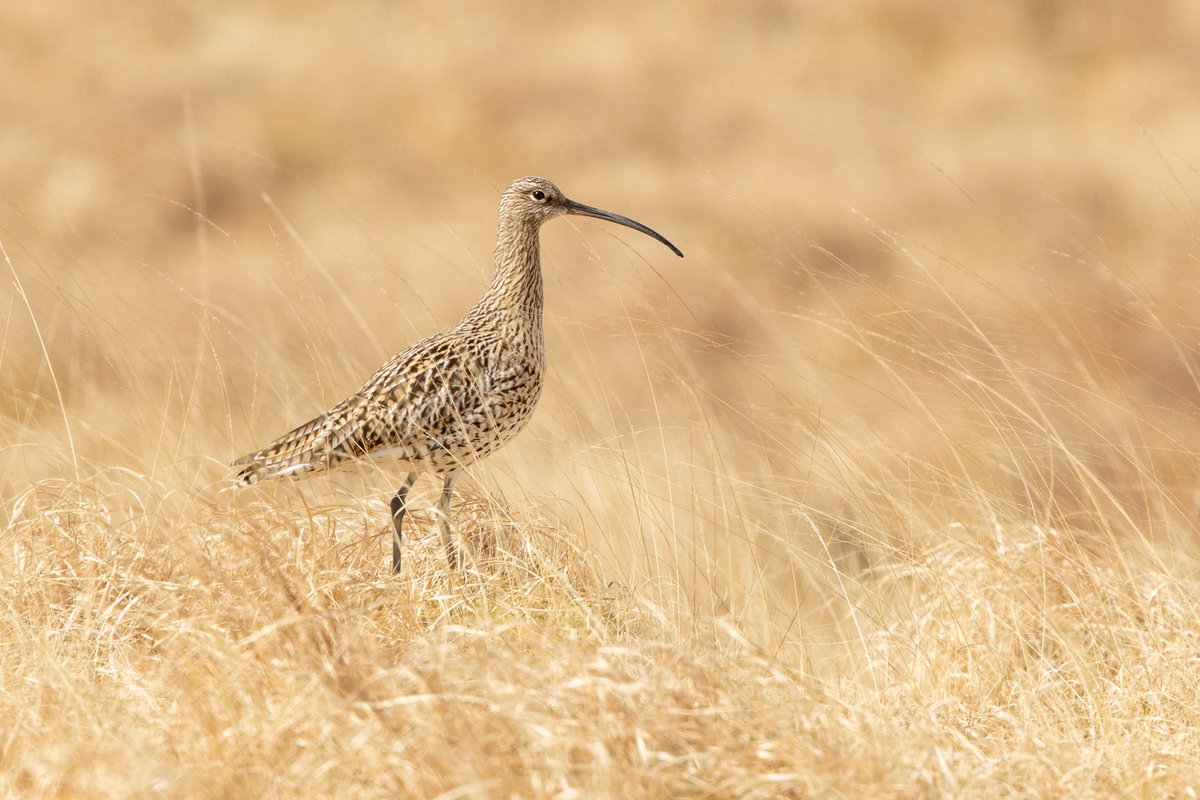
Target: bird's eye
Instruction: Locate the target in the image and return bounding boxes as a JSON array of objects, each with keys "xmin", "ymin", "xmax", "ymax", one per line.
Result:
[{"xmin": 531, "ymin": 190, "xmax": 546, "ymax": 202}]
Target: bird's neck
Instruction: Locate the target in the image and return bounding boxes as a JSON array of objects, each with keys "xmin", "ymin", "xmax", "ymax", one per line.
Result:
[{"xmin": 475, "ymin": 217, "xmax": 544, "ymax": 324}]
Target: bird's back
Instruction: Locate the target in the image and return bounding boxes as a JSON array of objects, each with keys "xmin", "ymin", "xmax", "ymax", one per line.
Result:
[{"xmin": 233, "ymin": 314, "xmax": 544, "ymax": 484}]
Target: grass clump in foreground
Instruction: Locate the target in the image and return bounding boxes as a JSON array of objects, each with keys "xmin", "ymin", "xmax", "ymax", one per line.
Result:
[{"xmin": 3, "ymin": 466, "xmax": 1199, "ymax": 799}]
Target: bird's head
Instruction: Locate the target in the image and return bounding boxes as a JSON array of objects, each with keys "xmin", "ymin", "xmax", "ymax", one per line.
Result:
[{"xmin": 500, "ymin": 176, "xmax": 682, "ymax": 258}]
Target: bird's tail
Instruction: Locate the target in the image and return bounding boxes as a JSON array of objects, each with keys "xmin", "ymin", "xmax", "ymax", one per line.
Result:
[{"xmin": 231, "ymin": 413, "xmax": 336, "ymax": 485}]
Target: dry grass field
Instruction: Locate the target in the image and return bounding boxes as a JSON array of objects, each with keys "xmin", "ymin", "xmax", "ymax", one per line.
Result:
[{"xmin": 5, "ymin": 2, "xmax": 1200, "ymax": 797}]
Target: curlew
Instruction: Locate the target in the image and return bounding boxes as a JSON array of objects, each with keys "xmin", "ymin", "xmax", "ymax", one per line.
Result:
[{"xmin": 232, "ymin": 177, "xmax": 682, "ymax": 573}]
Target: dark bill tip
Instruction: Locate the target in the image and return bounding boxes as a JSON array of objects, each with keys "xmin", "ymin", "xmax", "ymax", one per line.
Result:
[{"xmin": 564, "ymin": 199, "xmax": 683, "ymax": 258}]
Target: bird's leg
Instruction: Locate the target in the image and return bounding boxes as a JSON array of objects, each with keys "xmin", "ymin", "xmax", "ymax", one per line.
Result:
[
  {"xmin": 436, "ymin": 472, "xmax": 460, "ymax": 568},
  {"xmin": 390, "ymin": 472, "xmax": 418, "ymax": 574}
]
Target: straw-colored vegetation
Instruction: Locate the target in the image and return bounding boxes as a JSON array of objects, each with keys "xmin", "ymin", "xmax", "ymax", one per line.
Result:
[{"xmin": 4, "ymin": 2, "xmax": 1200, "ymax": 797}]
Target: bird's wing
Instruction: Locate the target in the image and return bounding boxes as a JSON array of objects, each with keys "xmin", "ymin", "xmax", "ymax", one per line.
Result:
[
  {"xmin": 231, "ymin": 328, "xmax": 497, "ymax": 483},
  {"xmin": 230, "ymin": 389, "xmax": 377, "ymax": 484}
]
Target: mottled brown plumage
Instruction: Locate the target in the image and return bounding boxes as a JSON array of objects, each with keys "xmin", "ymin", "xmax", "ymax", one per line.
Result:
[{"xmin": 232, "ymin": 176, "xmax": 682, "ymax": 573}]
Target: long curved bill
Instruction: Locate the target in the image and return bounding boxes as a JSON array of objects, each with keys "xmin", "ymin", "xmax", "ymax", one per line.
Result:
[{"xmin": 564, "ymin": 198, "xmax": 683, "ymax": 258}]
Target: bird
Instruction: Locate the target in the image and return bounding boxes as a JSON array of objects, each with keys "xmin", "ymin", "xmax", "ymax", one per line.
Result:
[{"xmin": 232, "ymin": 176, "xmax": 682, "ymax": 574}]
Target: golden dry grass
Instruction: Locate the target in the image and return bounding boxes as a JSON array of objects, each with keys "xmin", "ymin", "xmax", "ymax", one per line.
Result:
[{"xmin": 5, "ymin": 2, "xmax": 1200, "ymax": 797}]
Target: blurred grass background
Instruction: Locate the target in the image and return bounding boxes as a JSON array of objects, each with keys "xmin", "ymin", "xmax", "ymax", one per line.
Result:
[
  {"xmin": 7, "ymin": 0, "xmax": 1200, "ymax": 569},
  {"xmin": 5, "ymin": 2, "xmax": 1200, "ymax": 796}
]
